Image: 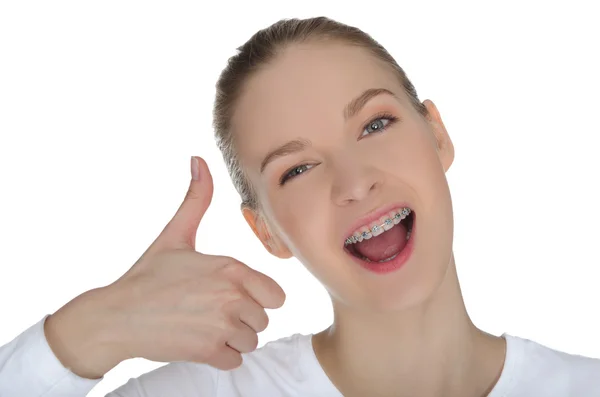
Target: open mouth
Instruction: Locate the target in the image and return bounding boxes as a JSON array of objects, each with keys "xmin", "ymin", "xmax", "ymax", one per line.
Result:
[{"xmin": 344, "ymin": 209, "xmax": 415, "ymax": 263}]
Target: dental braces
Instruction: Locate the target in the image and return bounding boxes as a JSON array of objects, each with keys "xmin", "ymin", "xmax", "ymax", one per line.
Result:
[{"xmin": 345, "ymin": 208, "xmax": 411, "ymax": 245}]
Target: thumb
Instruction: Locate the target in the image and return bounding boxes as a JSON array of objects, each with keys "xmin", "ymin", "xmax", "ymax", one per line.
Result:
[{"xmin": 157, "ymin": 156, "xmax": 214, "ymax": 250}]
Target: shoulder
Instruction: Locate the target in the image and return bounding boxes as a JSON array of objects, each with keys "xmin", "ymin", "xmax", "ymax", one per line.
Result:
[
  {"xmin": 495, "ymin": 334, "xmax": 600, "ymax": 396},
  {"xmin": 513, "ymin": 334, "xmax": 600, "ymax": 374},
  {"xmin": 108, "ymin": 333, "xmax": 312, "ymax": 397},
  {"xmin": 216, "ymin": 333, "xmax": 312, "ymax": 390}
]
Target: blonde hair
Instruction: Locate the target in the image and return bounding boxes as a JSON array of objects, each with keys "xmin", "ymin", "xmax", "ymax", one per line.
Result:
[{"xmin": 213, "ymin": 17, "xmax": 428, "ymax": 210}]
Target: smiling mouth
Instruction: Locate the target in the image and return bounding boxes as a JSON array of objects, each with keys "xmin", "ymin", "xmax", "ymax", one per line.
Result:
[{"xmin": 344, "ymin": 209, "xmax": 415, "ymax": 263}]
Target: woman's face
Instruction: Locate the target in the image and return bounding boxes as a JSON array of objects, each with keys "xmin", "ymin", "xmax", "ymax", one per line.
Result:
[{"xmin": 233, "ymin": 42, "xmax": 455, "ymax": 311}]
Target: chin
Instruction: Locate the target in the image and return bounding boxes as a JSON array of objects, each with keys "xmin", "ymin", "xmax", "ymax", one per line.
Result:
[
  {"xmin": 367, "ymin": 272, "xmax": 448, "ymax": 312},
  {"xmin": 343, "ymin": 223, "xmax": 455, "ymax": 314}
]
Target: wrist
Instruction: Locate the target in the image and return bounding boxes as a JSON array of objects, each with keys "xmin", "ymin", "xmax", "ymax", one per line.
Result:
[{"xmin": 44, "ymin": 286, "xmax": 128, "ymax": 379}]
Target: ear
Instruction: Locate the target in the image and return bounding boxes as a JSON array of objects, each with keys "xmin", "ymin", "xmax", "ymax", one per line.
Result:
[
  {"xmin": 423, "ymin": 99, "xmax": 455, "ymax": 172},
  {"xmin": 241, "ymin": 206, "xmax": 293, "ymax": 259}
]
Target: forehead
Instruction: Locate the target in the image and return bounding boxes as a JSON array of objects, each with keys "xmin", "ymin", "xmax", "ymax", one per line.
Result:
[{"xmin": 232, "ymin": 42, "xmax": 405, "ymax": 168}]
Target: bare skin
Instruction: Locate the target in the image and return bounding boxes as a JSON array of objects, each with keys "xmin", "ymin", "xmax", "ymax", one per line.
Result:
[
  {"xmin": 44, "ymin": 40, "xmax": 506, "ymax": 396},
  {"xmin": 235, "ymin": 41, "xmax": 507, "ymax": 396},
  {"xmin": 311, "ymin": 257, "xmax": 506, "ymax": 397},
  {"xmin": 44, "ymin": 157, "xmax": 285, "ymax": 379}
]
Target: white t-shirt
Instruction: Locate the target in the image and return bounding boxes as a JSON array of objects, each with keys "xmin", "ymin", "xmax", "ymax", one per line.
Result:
[{"xmin": 1, "ymin": 315, "xmax": 600, "ymax": 396}]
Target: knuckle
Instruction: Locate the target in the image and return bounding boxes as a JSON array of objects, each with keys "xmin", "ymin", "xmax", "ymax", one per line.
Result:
[
  {"xmin": 213, "ymin": 313, "xmax": 237, "ymax": 335},
  {"xmin": 258, "ymin": 312, "xmax": 269, "ymax": 332},
  {"xmin": 184, "ymin": 187, "xmax": 200, "ymax": 201},
  {"xmin": 204, "ymin": 332, "xmax": 229, "ymax": 359},
  {"xmin": 228, "ymin": 354, "xmax": 243, "ymax": 370},
  {"xmin": 218, "ymin": 258, "xmax": 247, "ymax": 277},
  {"xmin": 225, "ymin": 316, "xmax": 240, "ymax": 334},
  {"xmin": 278, "ymin": 292, "xmax": 286, "ymax": 307},
  {"xmin": 271, "ymin": 288, "xmax": 286, "ymax": 308},
  {"xmin": 212, "ymin": 255, "xmax": 238, "ymax": 266},
  {"xmin": 217, "ymin": 289, "xmax": 245, "ymax": 311},
  {"xmin": 248, "ymin": 333, "xmax": 259, "ymax": 351},
  {"xmin": 235, "ymin": 333, "xmax": 258, "ymax": 354},
  {"xmin": 214, "ymin": 334, "xmax": 230, "ymax": 351}
]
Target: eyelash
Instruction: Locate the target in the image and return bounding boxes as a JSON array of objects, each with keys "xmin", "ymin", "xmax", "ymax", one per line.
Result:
[{"xmin": 278, "ymin": 112, "xmax": 399, "ymax": 186}]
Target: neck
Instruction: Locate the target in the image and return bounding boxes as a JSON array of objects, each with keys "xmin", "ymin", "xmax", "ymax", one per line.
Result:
[{"xmin": 312, "ymin": 253, "xmax": 506, "ymax": 397}]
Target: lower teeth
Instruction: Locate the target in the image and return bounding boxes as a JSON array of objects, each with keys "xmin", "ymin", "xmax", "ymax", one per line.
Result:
[
  {"xmin": 379, "ymin": 252, "xmax": 400, "ymax": 263},
  {"xmin": 360, "ymin": 251, "xmax": 400, "ymax": 263}
]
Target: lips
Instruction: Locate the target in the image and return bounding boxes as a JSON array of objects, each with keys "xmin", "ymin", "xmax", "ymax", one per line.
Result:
[
  {"xmin": 345, "ymin": 211, "xmax": 417, "ymax": 275},
  {"xmin": 342, "ymin": 202, "xmax": 414, "ymax": 245}
]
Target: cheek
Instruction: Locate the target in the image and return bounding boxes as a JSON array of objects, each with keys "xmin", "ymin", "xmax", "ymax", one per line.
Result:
[
  {"xmin": 382, "ymin": 126, "xmax": 439, "ymax": 176},
  {"xmin": 268, "ymin": 187, "xmax": 331, "ymax": 250}
]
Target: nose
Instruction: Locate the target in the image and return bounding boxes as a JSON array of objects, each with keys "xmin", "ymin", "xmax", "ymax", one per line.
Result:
[{"xmin": 330, "ymin": 157, "xmax": 384, "ymax": 206}]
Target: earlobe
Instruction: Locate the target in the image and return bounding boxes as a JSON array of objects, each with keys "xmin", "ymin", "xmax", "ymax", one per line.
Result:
[
  {"xmin": 241, "ymin": 207, "xmax": 293, "ymax": 259},
  {"xmin": 423, "ymin": 99, "xmax": 455, "ymax": 172}
]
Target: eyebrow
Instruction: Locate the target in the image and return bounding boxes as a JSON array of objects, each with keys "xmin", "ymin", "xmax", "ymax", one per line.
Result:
[
  {"xmin": 259, "ymin": 88, "xmax": 397, "ymax": 174},
  {"xmin": 344, "ymin": 88, "xmax": 398, "ymax": 120},
  {"xmin": 260, "ymin": 138, "xmax": 312, "ymax": 174}
]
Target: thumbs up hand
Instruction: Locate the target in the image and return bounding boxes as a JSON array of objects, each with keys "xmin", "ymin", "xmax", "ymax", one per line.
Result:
[{"xmin": 44, "ymin": 157, "xmax": 286, "ymax": 379}]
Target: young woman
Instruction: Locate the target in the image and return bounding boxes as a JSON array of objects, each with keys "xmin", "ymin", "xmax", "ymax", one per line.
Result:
[{"xmin": 2, "ymin": 16, "xmax": 599, "ymax": 397}]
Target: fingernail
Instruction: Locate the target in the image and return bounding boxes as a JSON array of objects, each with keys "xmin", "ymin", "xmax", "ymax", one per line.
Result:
[{"xmin": 191, "ymin": 156, "xmax": 200, "ymax": 180}]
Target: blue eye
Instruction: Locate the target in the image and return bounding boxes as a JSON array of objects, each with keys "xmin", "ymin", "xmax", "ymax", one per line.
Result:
[
  {"xmin": 360, "ymin": 113, "xmax": 398, "ymax": 138},
  {"xmin": 278, "ymin": 112, "xmax": 399, "ymax": 186},
  {"xmin": 279, "ymin": 164, "xmax": 314, "ymax": 186}
]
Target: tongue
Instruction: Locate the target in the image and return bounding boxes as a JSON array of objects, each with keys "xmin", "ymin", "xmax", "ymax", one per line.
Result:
[{"xmin": 353, "ymin": 223, "xmax": 408, "ymax": 262}]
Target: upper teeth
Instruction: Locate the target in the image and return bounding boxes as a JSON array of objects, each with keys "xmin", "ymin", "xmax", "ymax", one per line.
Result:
[{"xmin": 345, "ymin": 207, "xmax": 412, "ymax": 246}]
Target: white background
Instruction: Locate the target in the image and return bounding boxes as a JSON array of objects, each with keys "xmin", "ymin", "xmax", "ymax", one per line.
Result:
[{"xmin": 1, "ymin": 1, "xmax": 599, "ymax": 395}]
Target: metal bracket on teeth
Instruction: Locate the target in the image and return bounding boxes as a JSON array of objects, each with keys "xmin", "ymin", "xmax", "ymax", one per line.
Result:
[{"xmin": 345, "ymin": 208, "xmax": 411, "ymax": 245}]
